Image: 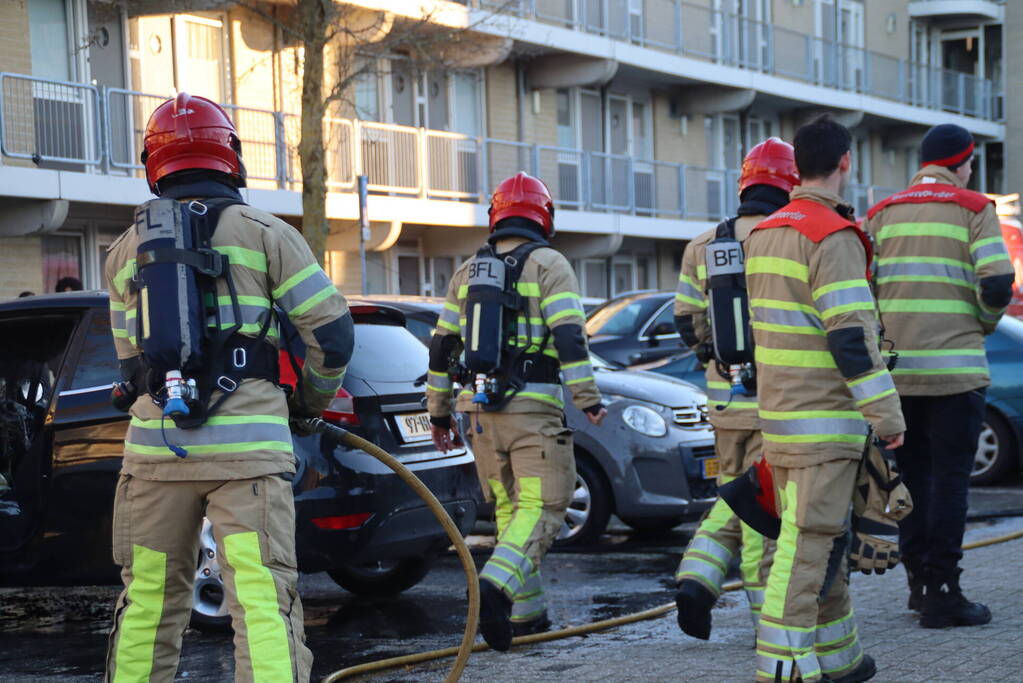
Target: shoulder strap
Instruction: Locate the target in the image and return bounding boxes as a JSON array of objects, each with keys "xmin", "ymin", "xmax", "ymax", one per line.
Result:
[{"xmin": 714, "ymin": 217, "xmax": 738, "ymax": 240}]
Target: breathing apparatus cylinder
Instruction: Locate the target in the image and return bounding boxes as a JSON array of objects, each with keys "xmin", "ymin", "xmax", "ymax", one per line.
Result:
[
  {"xmin": 133, "ymin": 198, "xmax": 208, "ymax": 417},
  {"xmin": 705, "ymin": 221, "xmax": 756, "ymax": 398},
  {"xmin": 463, "ymin": 250, "xmax": 508, "ymax": 405}
]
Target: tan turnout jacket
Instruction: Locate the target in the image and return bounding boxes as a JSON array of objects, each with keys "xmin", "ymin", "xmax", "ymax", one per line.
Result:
[
  {"xmin": 745, "ymin": 186, "xmax": 905, "ymax": 468},
  {"xmin": 674, "ymin": 216, "xmax": 764, "ymax": 430},
  {"xmin": 864, "ymin": 165, "xmax": 1013, "ymax": 396},
  {"xmin": 106, "ymin": 202, "xmax": 350, "ymax": 480},
  {"xmin": 427, "ymin": 237, "xmax": 601, "ymax": 419}
]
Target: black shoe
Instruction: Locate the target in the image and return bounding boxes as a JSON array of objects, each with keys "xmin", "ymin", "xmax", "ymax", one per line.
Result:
[
  {"xmin": 903, "ymin": 557, "xmax": 923, "ymax": 612},
  {"xmin": 478, "ymin": 579, "xmax": 513, "ymax": 651},
  {"xmin": 512, "ymin": 610, "xmax": 551, "ymax": 637},
  {"xmin": 920, "ymin": 568, "xmax": 991, "ymax": 628},
  {"xmin": 674, "ymin": 579, "xmax": 716, "ymax": 640},
  {"xmin": 827, "ymin": 654, "xmax": 877, "ymax": 683}
]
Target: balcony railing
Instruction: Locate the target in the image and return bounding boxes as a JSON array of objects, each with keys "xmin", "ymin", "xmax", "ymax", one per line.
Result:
[
  {"xmin": 0, "ymin": 74, "xmax": 897, "ymax": 221},
  {"xmin": 480, "ymin": 0, "xmax": 1002, "ymax": 121}
]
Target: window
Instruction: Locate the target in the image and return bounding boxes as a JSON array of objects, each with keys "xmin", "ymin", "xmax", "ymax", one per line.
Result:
[
  {"xmin": 173, "ymin": 15, "xmax": 227, "ymax": 104},
  {"xmin": 42, "ymin": 235, "xmax": 83, "ymax": 293},
  {"xmin": 354, "ymin": 68, "xmax": 380, "ymax": 121},
  {"xmin": 613, "ymin": 261, "xmax": 634, "ymax": 296},
  {"xmin": 397, "ymin": 255, "xmax": 422, "ymax": 295},
  {"xmin": 29, "ymin": 0, "xmax": 73, "ymax": 81},
  {"xmin": 556, "ymin": 89, "xmax": 574, "ymax": 148},
  {"xmin": 452, "ymin": 72, "xmax": 481, "ymax": 137},
  {"xmin": 347, "ymin": 323, "xmax": 428, "ymax": 382},
  {"xmin": 583, "ymin": 260, "xmax": 608, "ymax": 299},
  {"xmin": 642, "ymin": 303, "xmax": 675, "ymax": 338},
  {"xmin": 429, "ymin": 257, "xmax": 455, "ymax": 297},
  {"xmin": 586, "ymin": 296, "xmax": 665, "ymax": 336},
  {"xmin": 70, "ymin": 314, "xmax": 120, "ymax": 389}
]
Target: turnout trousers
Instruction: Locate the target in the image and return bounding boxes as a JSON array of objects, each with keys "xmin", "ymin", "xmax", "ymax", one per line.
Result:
[
  {"xmin": 105, "ymin": 474, "xmax": 312, "ymax": 682},
  {"xmin": 675, "ymin": 428, "xmax": 774, "ymax": 621},
  {"xmin": 895, "ymin": 390, "xmax": 985, "ymax": 575},
  {"xmin": 471, "ymin": 411, "xmax": 575, "ymax": 624},
  {"xmin": 756, "ymin": 458, "xmax": 862, "ymax": 683}
]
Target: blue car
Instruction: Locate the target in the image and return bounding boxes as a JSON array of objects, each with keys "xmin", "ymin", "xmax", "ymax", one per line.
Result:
[{"xmin": 637, "ymin": 316, "xmax": 1023, "ymax": 485}]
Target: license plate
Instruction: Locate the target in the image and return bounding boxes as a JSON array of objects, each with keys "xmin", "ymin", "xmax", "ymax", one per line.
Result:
[
  {"xmin": 395, "ymin": 412, "xmax": 433, "ymax": 443},
  {"xmin": 701, "ymin": 457, "xmax": 720, "ymax": 479}
]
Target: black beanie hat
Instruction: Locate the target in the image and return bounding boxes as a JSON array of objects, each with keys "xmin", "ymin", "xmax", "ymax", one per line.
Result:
[{"xmin": 921, "ymin": 124, "xmax": 974, "ymax": 168}]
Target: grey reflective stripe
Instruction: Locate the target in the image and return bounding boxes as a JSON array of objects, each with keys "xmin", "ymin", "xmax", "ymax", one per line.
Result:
[
  {"xmin": 972, "ymin": 240, "xmax": 1009, "ymax": 263},
  {"xmin": 752, "ymin": 305, "xmax": 824, "ymax": 330},
  {"xmin": 876, "ymin": 261, "xmax": 974, "ymax": 285},
  {"xmin": 515, "ymin": 320, "xmax": 546, "ymax": 343},
  {"xmin": 481, "ymin": 544, "xmax": 535, "ymax": 598},
  {"xmin": 676, "ymin": 280, "xmax": 703, "ymax": 302},
  {"xmin": 705, "ymin": 386, "xmax": 732, "ymax": 403},
  {"xmin": 110, "ymin": 308, "xmax": 126, "ymax": 331},
  {"xmin": 218, "ymin": 303, "xmax": 271, "ymax": 328},
  {"xmin": 125, "ymin": 311, "xmax": 138, "ymax": 343},
  {"xmin": 760, "ymin": 417, "xmax": 868, "ymax": 437},
  {"xmin": 540, "ymin": 294, "xmax": 583, "ymax": 320},
  {"xmin": 745, "ymin": 588, "xmax": 765, "ymax": 609},
  {"xmin": 677, "ymin": 555, "xmax": 726, "ymax": 588},
  {"xmin": 894, "ymin": 352, "xmax": 987, "ymax": 370},
  {"xmin": 756, "ymin": 655, "xmax": 794, "ymax": 681},
  {"xmin": 515, "ymin": 382, "xmax": 565, "ymax": 406},
  {"xmin": 127, "ymin": 419, "xmax": 292, "ymax": 449},
  {"xmin": 276, "ymin": 268, "xmax": 334, "ymax": 314},
  {"xmin": 305, "ymin": 366, "xmax": 343, "ymax": 394},
  {"xmin": 815, "ymin": 614, "xmax": 857, "ymax": 645},
  {"xmin": 814, "ymin": 285, "xmax": 874, "ymax": 311},
  {"xmin": 427, "ymin": 371, "xmax": 452, "ymax": 392},
  {"xmin": 818, "ymin": 641, "xmax": 863, "ymax": 675},
  {"xmin": 511, "ymin": 571, "xmax": 546, "ymax": 621},
  {"xmin": 480, "ymin": 562, "xmax": 525, "ymax": 597},
  {"xmin": 687, "ymin": 534, "xmax": 733, "ymax": 568},
  {"xmin": 561, "ymin": 360, "xmax": 594, "ymax": 384},
  {"xmin": 847, "ymin": 371, "xmax": 896, "ymax": 405},
  {"xmin": 438, "ymin": 305, "xmax": 459, "ymax": 329}
]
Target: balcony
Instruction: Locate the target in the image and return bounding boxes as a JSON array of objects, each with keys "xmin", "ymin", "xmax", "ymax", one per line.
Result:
[
  {"xmin": 0, "ymin": 74, "xmax": 895, "ymax": 223},
  {"xmin": 908, "ymin": 0, "xmax": 1003, "ymax": 23},
  {"xmin": 477, "ymin": 0, "xmax": 1002, "ymax": 121}
]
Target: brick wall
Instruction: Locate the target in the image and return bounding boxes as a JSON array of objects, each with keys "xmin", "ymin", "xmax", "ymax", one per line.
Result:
[
  {"xmin": 0, "ymin": 1, "xmax": 31, "ymax": 75},
  {"xmin": 0, "ymin": 237, "xmax": 44, "ymax": 300}
]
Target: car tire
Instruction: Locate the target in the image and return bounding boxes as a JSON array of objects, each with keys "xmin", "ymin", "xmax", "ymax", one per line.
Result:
[
  {"xmin": 621, "ymin": 517, "xmax": 685, "ymax": 534},
  {"xmin": 553, "ymin": 454, "xmax": 612, "ymax": 548},
  {"xmin": 327, "ymin": 554, "xmax": 436, "ymax": 597},
  {"xmin": 972, "ymin": 410, "xmax": 1016, "ymax": 486},
  {"xmin": 190, "ymin": 518, "xmax": 231, "ymax": 632}
]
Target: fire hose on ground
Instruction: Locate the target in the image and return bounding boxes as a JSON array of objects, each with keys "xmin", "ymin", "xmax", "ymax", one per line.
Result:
[{"xmin": 311, "ymin": 415, "xmax": 1023, "ymax": 683}]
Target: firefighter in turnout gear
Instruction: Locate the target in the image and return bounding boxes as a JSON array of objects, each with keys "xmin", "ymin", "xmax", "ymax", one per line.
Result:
[
  {"xmin": 428, "ymin": 172, "xmax": 606, "ymax": 651},
  {"xmin": 103, "ymin": 93, "xmax": 353, "ymax": 682},
  {"xmin": 865, "ymin": 123, "xmax": 1012, "ymax": 629},
  {"xmin": 745, "ymin": 116, "xmax": 905, "ymax": 683},
  {"xmin": 672, "ymin": 138, "xmax": 798, "ymax": 639}
]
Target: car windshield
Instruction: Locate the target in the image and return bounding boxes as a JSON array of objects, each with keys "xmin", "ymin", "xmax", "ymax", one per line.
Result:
[
  {"xmin": 347, "ymin": 323, "xmax": 428, "ymax": 382},
  {"xmin": 586, "ymin": 296, "xmax": 667, "ymax": 337},
  {"xmin": 589, "ymin": 351, "xmax": 620, "ymax": 370}
]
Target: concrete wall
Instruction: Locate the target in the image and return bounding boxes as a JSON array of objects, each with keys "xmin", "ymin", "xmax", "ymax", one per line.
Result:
[
  {"xmin": 772, "ymin": 0, "xmax": 813, "ymax": 37},
  {"xmin": 1006, "ymin": 2, "xmax": 1023, "ymax": 191},
  {"xmin": 0, "ymin": 1, "xmax": 31, "ymax": 75},
  {"xmin": 865, "ymin": 1, "xmax": 909, "ymax": 61},
  {"xmin": 0, "ymin": 237, "xmax": 44, "ymax": 300}
]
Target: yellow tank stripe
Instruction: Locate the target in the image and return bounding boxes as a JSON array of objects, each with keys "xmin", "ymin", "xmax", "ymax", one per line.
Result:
[
  {"xmin": 113, "ymin": 545, "xmax": 167, "ymax": 683},
  {"xmin": 222, "ymin": 532, "xmax": 293, "ymax": 682}
]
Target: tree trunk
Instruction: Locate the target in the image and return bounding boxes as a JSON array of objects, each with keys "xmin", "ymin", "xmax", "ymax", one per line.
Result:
[{"xmin": 298, "ymin": 0, "xmax": 328, "ymax": 266}]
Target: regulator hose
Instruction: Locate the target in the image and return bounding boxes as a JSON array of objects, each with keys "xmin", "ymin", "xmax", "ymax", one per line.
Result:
[
  {"xmin": 304, "ymin": 418, "xmax": 479, "ymax": 683},
  {"xmin": 321, "ymin": 517, "xmax": 1023, "ymax": 682}
]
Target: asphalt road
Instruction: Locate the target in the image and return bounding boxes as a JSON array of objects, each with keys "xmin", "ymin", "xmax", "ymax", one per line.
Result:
[{"xmin": 1, "ymin": 483, "xmax": 1020, "ymax": 682}]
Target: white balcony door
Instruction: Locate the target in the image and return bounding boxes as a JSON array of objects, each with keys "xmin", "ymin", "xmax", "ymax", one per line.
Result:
[
  {"xmin": 172, "ymin": 15, "xmax": 227, "ymax": 104},
  {"xmin": 814, "ymin": 0, "xmax": 863, "ymax": 89}
]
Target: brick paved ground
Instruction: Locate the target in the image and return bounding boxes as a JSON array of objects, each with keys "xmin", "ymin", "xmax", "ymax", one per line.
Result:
[{"xmin": 399, "ymin": 516, "xmax": 1023, "ymax": 683}]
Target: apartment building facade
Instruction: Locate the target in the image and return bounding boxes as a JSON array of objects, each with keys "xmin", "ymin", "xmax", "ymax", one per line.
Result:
[{"xmin": 0, "ymin": 0, "xmax": 1009, "ymax": 301}]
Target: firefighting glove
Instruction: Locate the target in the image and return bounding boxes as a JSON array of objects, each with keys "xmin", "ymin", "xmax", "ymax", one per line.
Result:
[
  {"xmin": 850, "ymin": 443, "xmax": 913, "ymax": 575},
  {"xmin": 286, "ymin": 387, "xmax": 319, "ymax": 437}
]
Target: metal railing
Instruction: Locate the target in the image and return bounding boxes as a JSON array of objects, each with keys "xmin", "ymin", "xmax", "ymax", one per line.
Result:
[
  {"xmin": 476, "ymin": 0, "xmax": 1002, "ymax": 121},
  {"xmin": 0, "ymin": 75, "xmax": 911, "ymax": 221}
]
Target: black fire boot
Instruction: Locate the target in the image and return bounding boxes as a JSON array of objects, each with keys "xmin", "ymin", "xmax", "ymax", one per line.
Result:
[
  {"xmin": 823, "ymin": 654, "xmax": 877, "ymax": 683},
  {"xmin": 512, "ymin": 610, "xmax": 552, "ymax": 637},
  {"xmin": 478, "ymin": 578, "xmax": 513, "ymax": 651},
  {"xmin": 920, "ymin": 567, "xmax": 991, "ymax": 628},
  {"xmin": 903, "ymin": 556, "xmax": 924, "ymax": 612},
  {"xmin": 674, "ymin": 579, "xmax": 716, "ymax": 640}
]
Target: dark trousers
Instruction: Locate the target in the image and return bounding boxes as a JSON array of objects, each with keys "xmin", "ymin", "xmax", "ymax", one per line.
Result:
[{"xmin": 895, "ymin": 390, "xmax": 986, "ymax": 574}]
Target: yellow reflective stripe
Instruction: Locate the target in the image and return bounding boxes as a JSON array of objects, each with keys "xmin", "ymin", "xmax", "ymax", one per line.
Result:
[
  {"xmin": 752, "ymin": 321, "xmax": 826, "ymax": 336},
  {"xmin": 679, "ymin": 273, "xmax": 701, "ymax": 289},
  {"xmin": 546, "ymin": 307, "xmax": 585, "ymax": 323},
  {"xmin": 489, "ymin": 479, "xmax": 513, "ymax": 538},
  {"xmin": 272, "ymin": 263, "xmax": 319, "ymax": 299},
  {"xmin": 514, "ymin": 391, "xmax": 564, "ymax": 407},
  {"xmin": 877, "ymin": 222, "xmax": 968, "ymax": 242},
  {"xmin": 216, "ymin": 246, "xmax": 268, "ymax": 272},
  {"xmin": 878, "ymin": 255, "xmax": 973, "ymax": 270},
  {"xmin": 746, "ymin": 256, "xmax": 809, "ymax": 282},
  {"xmin": 561, "ymin": 360, "xmax": 589, "ymax": 370},
  {"xmin": 112, "ymin": 328, "xmax": 129, "ymax": 339},
  {"xmin": 696, "ymin": 264, "xmax": 707, "ymax": 280},
  {"xmin": 436, "ymin": 318, "xmax": 459, "ymax": 333},
  {"xmin": 112, "ymin": 258, "xmax": 136, "ymax": 297},
  {"xmin": 289, "ymin": 284, "xmax": 336, "ymax": 317},
  {"xmin": 131, "ymin": 415, "xmax": 289, "ymax": 428},
  {"xmin": 759, "ymin": 409, "xmax": 861, "ymax": 419},
  {"xmin": 762, "ymin": 480, "xmax": 797, "ymax": 620},
  {"xmin": 763, "ymin": 433, "xmax": 866, "ymax": 444},
  {"xmin": 820, "ymin": 302, "xmax": 875, "ymax": 319},
  {"xmin": 976, "ymin": 253, "xmax": 1011, "ymax": 267},
  {"xmin": 540, "ymin": 291, "xmax": 577, "ymax": 308},
  {"xmin": 676, "ymin": 293, "xmax": 708, "ymax": 309},
  {"xmin": 970, "ymin": 236, "xmax": 1005, "ymax": 252},
  {"xmin": 443, "ymin": 302, "xmax": 459, "ymax": 313},
  {"xmin": 113, "ymin": 545, "xmax": 166, "ymax": 683},
  {"xmin": 222, "ymin": 532, "xmax": 293, "ymax": 682},
  {"xmin": 502, "ymin": 477, "xmax": 542, "ymax": 546},
  {"xmin": 750, "ymin": 298, "xmax": 819, "ymax": 316},
  {"xmin": 217, "ymin": 294, "xmax": 271, "ymax": 308},
  {"xmin": 878, "ymin": 299, "xmax": 977, "ymax": 315},
  {"xmin": 756, "ymin": 347, "xmax": 836, "ymax": 368},
  {"xmin": 127, "ymin": 441, "xmax": 293, "ymax": 456},
  {"xmin": 109, "ymin": 301, "xmax": 127, "ymax": 312},
  {"xmin": 811, "ymin": 279, "xmax": 868, "ymax": 299},
  {"xmin": 517, "ymin": 281, "xmax": 541, "ymax": 297}
]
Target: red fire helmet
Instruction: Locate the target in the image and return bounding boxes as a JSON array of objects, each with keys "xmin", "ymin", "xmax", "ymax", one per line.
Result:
[
  {"xmin": 488, "ymin": 172, "xmax": 556, "ymax": 238},
  {"xmin": 141, "ymin": 92, "xmax": 245, "ymax": 194},
  {"xmin": 739, "ymin": 137, "xmax": 799, "ymax": 195},
  {"xmin": 718, "ymin": 458, "xmax": 780, "ymax": 539}
]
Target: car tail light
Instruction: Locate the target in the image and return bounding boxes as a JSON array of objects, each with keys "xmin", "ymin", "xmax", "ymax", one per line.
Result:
[
  {"xmin": 349, "ymin": 305, "xmax": 379, "ymax": 315},
  {"xmin": 310, "ymin": 513, "xmax": 372, "ymax": 530},
  {"xmin": 322, "ymin": 387, "xmax": 360, "ymax": 425}
]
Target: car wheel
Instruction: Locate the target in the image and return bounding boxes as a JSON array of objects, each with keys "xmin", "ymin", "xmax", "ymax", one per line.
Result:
[
  {"xmin": 972, "ymin": 411, "xmax": 1016, "ymax": 486},
  {"xmin": 327, "ymin": 554, "xmax": 436, "ymax": 597},
  {"xmin": 190, "ymin": 518, "xmax": 231, "ymax": 632},
  {"xmin": 621, "ymin": 517, "xmax": 685, "ymax": 534},
  {"xmin": 554, "ymin": 455, "xmax": 612, "ymax": 548}
]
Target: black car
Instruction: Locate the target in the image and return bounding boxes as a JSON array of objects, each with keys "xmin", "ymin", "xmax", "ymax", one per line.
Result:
[
  {"xmin": 584, "ymin": 291, "xmax": 683, "ymax": 366},
  {"xmin": 0, "ymin": 293, "xmax": 478, "ymax": 627}
]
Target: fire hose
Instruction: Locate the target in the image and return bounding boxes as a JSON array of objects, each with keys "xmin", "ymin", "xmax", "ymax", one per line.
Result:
[{"xmin": 311, "ymin": 430, "xmax": 1023, "ymax": 683}]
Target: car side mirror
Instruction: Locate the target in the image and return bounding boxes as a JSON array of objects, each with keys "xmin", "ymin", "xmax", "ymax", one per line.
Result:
[{"xmin": 651, "ymin": 322, "xmax": 675, "ymax": 338}]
